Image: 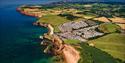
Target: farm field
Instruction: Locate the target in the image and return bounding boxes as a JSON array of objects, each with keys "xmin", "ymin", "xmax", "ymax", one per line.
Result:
[
  {"xmin": 79, "ymin": 43, "xmax": 118, "ymax": 63},
  {"xmin": 88, "ymin": 33, "xmax": 125, "ymax": 61}
]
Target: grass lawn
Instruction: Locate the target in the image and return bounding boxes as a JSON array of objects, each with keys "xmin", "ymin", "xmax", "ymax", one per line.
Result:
[
  {"xmin": 38, "ymin": 15, "xmax": 70, "ymax": 32},
  {"xmin": 64, "ymin": 39, "xmax": 80, "ymax": 44},
  {"xmin": 88, "ymin": 33, "xmax": 125, "ymax": 61}
]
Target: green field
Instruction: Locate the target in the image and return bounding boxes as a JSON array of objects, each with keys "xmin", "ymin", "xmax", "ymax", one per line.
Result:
[
  {"xmin": 98, "ymin": 23, "xmax": 121, "ymax": 33},
  {"xmin": 78, "ymin": 43, "xmax": 118, "ymax": 63},
  {"xmin": 64, "ymin": 39, "xmax": 80, "ymax": 44},
  {"xmin": 88, "ymin": 33, "xmax": 125, "ymax": 61},
  {"xmin": 38, "ymin": 15, "xmax": 70, "ymax": 32}
]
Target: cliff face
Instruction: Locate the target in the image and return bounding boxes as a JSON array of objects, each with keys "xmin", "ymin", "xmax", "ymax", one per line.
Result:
[
  {"xmin": 41, "ymin": 34, "xmax": 80, "ymax": 63},
  {"xmin": 62, "ymin": 44, "xmax": 80, "ymax": 63},
  {"xmin": 17, "ymin": 7, "xmax": 42, "ymax": 17},
  {"xmin": 35, "ymin": 22, "xmax": 80, "ymax": 63}
]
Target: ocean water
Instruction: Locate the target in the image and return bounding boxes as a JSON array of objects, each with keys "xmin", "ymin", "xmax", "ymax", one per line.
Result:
[{"xmin": 0, "ymin": 0, "xmax": 60, "ymax": 63}]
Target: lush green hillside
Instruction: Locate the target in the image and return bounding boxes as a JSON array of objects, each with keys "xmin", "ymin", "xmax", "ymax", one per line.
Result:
[
  {"xmin": 78, "ymin": 43, "xmax": 118, "ymax": 63},
  {"xmin": 38, "ymin": 15, "xmax": 70, "ymax": 32},
  {"xmin": 88, "ymin": 33, "xmax": 125, "ymax": 61}
]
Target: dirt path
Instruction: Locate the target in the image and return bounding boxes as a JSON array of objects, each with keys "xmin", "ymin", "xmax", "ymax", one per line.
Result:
[{"xmin": 47, "ymin": 24, "xmax": 54, "ymax": 35}]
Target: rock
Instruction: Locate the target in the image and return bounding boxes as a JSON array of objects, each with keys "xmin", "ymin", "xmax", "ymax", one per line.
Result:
[{"xmin": 39, "ymin": 36, "xmax": 43, "ymax": 39}]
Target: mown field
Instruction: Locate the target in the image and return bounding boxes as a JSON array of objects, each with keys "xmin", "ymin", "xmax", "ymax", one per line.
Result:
[{"xmin": 88, "ymin": 33, "xmax": 125, "ymax": 61}]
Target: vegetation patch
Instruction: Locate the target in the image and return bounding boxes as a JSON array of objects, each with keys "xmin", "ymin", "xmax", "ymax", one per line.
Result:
[
  {"xmin": 88, "ymin": 33, "xmax": 125, "ymax": 61},
  {"xmin": 33, "ymin": 56, "xmax": 63, "ymax": 63},
  {"xmin": 59, "ymin": 13, "xmax": 80, "ymax": 21},
  {"xmin": 98, "ymin": 23, "xmax": 121, "ymax": 33},
  {"xmin": 78, "ymin": 43, "xmax": 118, "ymax": 63},
  {"xmin": 38, "ymin": 15, "xmax": 70, "ymax": 32},
  {"xmin": 64, "ymin": 39, "xmax": 80, "ymax": 45}
]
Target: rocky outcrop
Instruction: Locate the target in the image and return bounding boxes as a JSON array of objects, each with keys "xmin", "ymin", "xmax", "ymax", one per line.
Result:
[
  {"xmin": 41, "ymin": 34, "xmax": 80, "ymax": 63},
  {"xmin": 33, "ymin": 22, "xmax": 48, "ymax": 27},
  {"xmin": 35, "ymin": 22, "xmax": 80, "ymax": 63}
]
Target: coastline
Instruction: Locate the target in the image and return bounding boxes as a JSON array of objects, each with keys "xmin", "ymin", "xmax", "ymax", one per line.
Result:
[
  {"xmin": 17, "ymin": 6, "xmax": 81, "ymax": 63},
  {"xmin": 17, "ymin": 3, "xmax": 125, "ymax": 63}
]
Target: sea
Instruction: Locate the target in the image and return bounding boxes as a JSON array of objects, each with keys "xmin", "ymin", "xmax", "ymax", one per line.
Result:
[{"xmin": 0, "ymin": 0, "xmax": 60, "ymax": 63}]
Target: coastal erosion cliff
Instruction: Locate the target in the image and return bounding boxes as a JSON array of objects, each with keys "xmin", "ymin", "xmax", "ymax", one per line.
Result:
[
  {"xmin": 17, "ymin": 7, "xmax": 42, "ymax": 18},
  {"xmin": 34, "ymin": 22, "xmax": 80, "ymax": 63},
  {"xmin": 17, "ymin": 6, "xmax": 81, "ymax": 63},
  {"xmin": 17, "ymin": 7, "xmax": 106, "ymax": 62}
]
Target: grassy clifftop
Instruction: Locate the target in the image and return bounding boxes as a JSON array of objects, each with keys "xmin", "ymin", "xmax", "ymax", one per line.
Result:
[{"xmin": 38, "ymin": 15, "xmax": 70, "ymax": 32}]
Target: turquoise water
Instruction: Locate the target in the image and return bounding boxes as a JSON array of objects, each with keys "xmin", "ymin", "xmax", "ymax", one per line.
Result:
[{"xmin": 0, "ymin": 0, "xmax": 60, "ymax": 63}]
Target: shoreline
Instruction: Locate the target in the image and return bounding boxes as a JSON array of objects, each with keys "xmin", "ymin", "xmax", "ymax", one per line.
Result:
[
  {"xmin": 17, "ymin": 3, "xmax": 125, "ymax": 63},
  {"xmin": 17, "ymin": 7, "xmax": 81, "ymax": 63},
  {"xmin": 34, "ymin": 21, "xmax": 80, "ymax": 63}
]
